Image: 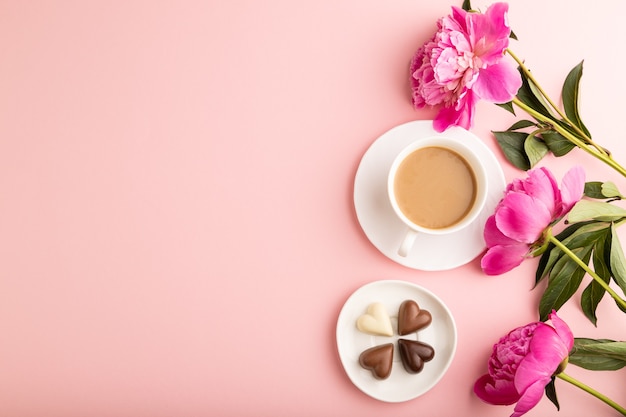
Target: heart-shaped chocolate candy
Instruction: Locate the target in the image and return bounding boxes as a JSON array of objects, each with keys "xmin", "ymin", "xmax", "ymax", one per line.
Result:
[
  {"xmin": 358, "ymin": 343, "xmax": 394, "ymax": 380},
  {"xmin": 398, "ymin": 339, "xmax": 435, "ymax": 374},
  {"xmin": 397, "ymin": 300, "xmax": 432, "ymax": 336},
  {"xmin": 356, "ymin": 302, "xmax": 393, "ymax": 336}
]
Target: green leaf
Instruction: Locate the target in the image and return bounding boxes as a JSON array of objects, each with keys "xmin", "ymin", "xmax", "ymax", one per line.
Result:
[
  {"xmin": 581, "ymin": 281, "xmax": 606, "ymax": 326},
  {"xmin": 545, "ymin": 377, "xmax": 560, "ymax": 410},
  {"xmin": 569, "ymin": 338, "xmax": 626, "ymax": 371},
  {"xmin": 508, "ymin": 119, "xmax": 537, "ymax": 131},
  {"xmin": 516, "ymin": 67, "xmax": 556, "ymax": 120},
  {"xmin": 609, "ymin": 223, "xmax": 626, "ymax": 296},
  {"xmin": 554, "ymin": 222, "xmax": 611, "ymax": 325},
  {"xmin": 524, "ymin": 134, "xmax": 549, "ymax": 168},
  {"xmin": 601, "ymin": 181, "xmax": 624, "ymax": 199},
  {"xmin": 583, "ymin": 181, "xmax": 624, "ymax": 200},
  {"xmin": 594, "ymin": 232, "xmax": 612, "ymax": 284},
  {"xmin": 577, "ymin": 340, "xmax": 626, "ymax": 357},
  {"xmin": 581, "ymin": 233, "xmax": 611, "ymax": 326},
  {"xmin": 584, "ymin": 182, "xmax": 606, "ymax": 199},
  {"xmin": 528, "ymin": 78, "xmax": 556, "ymax": 118},
  {"xmin": 567, "ymin": 200, "xmax": 626, "ymax": 223},
  {"xmin": 537, "ymin": 223, "xmax": 609, "ymax": 321},
  {"xmin": 496, "ymin": 101, "xmax": 515, "ymax": 115},
  {"xmin": 559, "ymin": 221, "xmax": 610, "ymax": 249},
  {"xmin": 535, "ymin": 221, "xmax": 596, "ymax": 285},
  {"xmin": 539, "ymin": 245, "xmax": 592, "ymax": 320},
  {"xmin": 562, "ymin": 60, "xmax": 591, "ymax": 138},
  {"xmin": 493, "ymin": 130, "xmax": 530, "ymax": 170},
  {"xmin": 536, "ymin": 245, "xmax": 562, "ymax": 285},
  {"xmin": 541, "ymin": 130, "xmax": 576, "ymax": 157}
]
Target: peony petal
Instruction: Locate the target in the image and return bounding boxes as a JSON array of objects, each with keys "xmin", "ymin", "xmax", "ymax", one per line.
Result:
[
  {"xmin": 473, "ymin": 61, "xmax": 522, "ymax": 103},
  {"xmin": 483, "ymin": 2, "xmax": 510, "ymax": 37},
  {"xmin": 469, "ymin": 3, "xmax": 511, "ymax": 62},
  {"xmin": 511, "ymin": 377, "xmax": 550, "ymax": 417},
  {"xmin": 481, "ymin": 243, "xmax": 528, "ymax": 275},
  {"xmin": 559, "ymin": 165, "xmax": 585, "ymax": 215},
  {"xmin": 514, "ymin": 325, "xmax": 569, "ymax": 402},
  {"xmin": 449, "ymin": 6, "xmax": 468, "ymax": 34},
  {"xmin": 474, "ymin": 374, "xmax": 520, "ymax": 406},
  {"xmin": 548, "ymin": 310, "xmax": 574, "ymax": 351},
  {"xmin": 435, "ymin": 47, "xmax": 467, "ymax": 84},
  {"xmin": 527, "ymin": 325, "xmax": 571, "ymax": 371},
  {"xmin": 495, "ymin": 192, "xmax": 552, "ymax": 243},
  {"xmin": 433, "ymin": 89, "xmax": 477, "ymax": 131},
  {"xmin": 484, "ymin": 215, "xmax": 515, "ymax": 247},
  {"xmin": 433, "ymin": 107, "xmax": 459, "ymax": 132},
  {"xmin": 528, "ymin": 168, "xmax": 560, "ymax": 215},
  {"xmin": 505, "ymin": 178, "xmax": 525, "ymax": 194},
  {"xmin": 511, "ymin": 316, "xmax": 572, "ymax": 417}
]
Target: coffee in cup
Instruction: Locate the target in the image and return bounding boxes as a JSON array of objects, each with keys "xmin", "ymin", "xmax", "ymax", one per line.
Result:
[{"xmin": 388, "ymin": 137, "xmax": 488, "ymax": 257}]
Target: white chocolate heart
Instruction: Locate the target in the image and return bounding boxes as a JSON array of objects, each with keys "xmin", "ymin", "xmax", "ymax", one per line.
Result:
[{"xmin": 356, "ymin": 302, "xmax": 393, "ymax": 336}]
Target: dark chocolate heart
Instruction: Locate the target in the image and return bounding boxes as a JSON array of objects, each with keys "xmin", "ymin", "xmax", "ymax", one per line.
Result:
[
  {"xmin": 398, "ymin": 339, "xmax": 435, "ymax": 374},
  {"xmin": 358, "ymin": 343, "xmax": 394, "ymax": 380},
  {"xmin": 398, "ymin": 300, "xmax": 432, "ymax": 336}
]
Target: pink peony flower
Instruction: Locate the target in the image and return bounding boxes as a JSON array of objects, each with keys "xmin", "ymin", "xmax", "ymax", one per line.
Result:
[
  {"xmin": 474, "ymin": 311, "xmax": 574, "ymax": 417},
  {"xmin": 481, "ymin": 166, "xmax": 585, "ymax": 275},
  {"xmin": 410, "ymin": 3, "xmax": 522, "ymax": 132}
]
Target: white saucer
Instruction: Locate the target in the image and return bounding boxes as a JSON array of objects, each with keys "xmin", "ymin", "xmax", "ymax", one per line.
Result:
[
  {"xmin": 336, "ymin": 280, "xmax": 457, "ymax": 402},
  {"xmin": 353, "ymin": 120, "xmax": 506, "ymax": 270}
]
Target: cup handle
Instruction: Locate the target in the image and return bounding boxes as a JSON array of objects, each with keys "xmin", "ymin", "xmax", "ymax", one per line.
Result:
[{"xmin": 398, "ymin": 229, "xmax": 418, "ymax": 257}]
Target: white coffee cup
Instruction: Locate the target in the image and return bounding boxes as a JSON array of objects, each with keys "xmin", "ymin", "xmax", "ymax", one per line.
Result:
[{"xmin": 388, "ymin": 137, "xmax": 488, "ymax": 257}]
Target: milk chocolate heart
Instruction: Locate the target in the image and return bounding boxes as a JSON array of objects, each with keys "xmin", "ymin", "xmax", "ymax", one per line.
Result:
[
  {"xmin": 356, "ymin": 302, "xmax": 394, "ymax": 336},
  {"xmin": 359, "ymin": 343, "xmax": 394, "ymax": 380},
  {"xmin": 398, "ymin": 300, "xmax": 432, "ymax": 335},
  {"xmin": 398, "ymin": 339, "xmax": 435, "ymax": 374}
]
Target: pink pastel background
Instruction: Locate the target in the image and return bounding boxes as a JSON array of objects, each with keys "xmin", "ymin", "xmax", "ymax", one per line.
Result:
[{"xmin": 1, "ymin": 1, "xmax": 625, "ymax": 416}]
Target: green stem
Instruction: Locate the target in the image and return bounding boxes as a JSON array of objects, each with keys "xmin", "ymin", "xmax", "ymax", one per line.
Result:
[
  {"xmin": 547, "ymin": 232, "xmax": 626, "ymax": 310},
  {"xmin": 511, "ymin": 97, "xmax": 588, "ymax": 151},
  {"xmin": 506, "ymin": 49, "xmax": 596, "ymax": 146},
  {"xmin": 511, "ymin": 97, "xmax": 626, "ymax": 178},
  {"xmin": 505, "ymin": 48, "xmax": 626, "ymax": 175},
  {"xmin": 557, "ymin": 372, "xmax": 626, "ymax": 415},
  {"xmin": 506, "ymin": 49, "xmax": 572, "ymax": 128}
]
